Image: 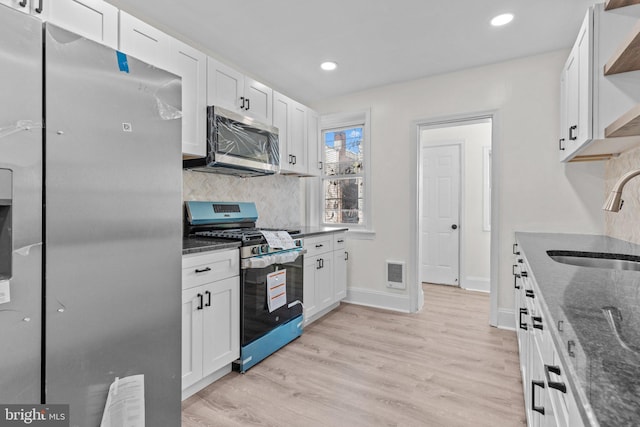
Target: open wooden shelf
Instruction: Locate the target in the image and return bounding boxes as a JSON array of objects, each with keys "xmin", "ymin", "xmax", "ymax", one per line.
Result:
[
  {"xmin": 605, "ymin": 0, "xmax": 640, "ymax": 10},
  {"xmin": 605, "ymin": 104, "xmax": 640, "ymax": 137},
  {"xmin": 604, "ymin": 20, "xmax": 640, "ymax": 75}
]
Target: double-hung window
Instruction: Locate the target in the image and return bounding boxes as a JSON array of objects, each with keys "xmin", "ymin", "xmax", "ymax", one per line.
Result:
[{"xmin": 319, "ymin": 110, "xmax": 371, "ymax": 231}]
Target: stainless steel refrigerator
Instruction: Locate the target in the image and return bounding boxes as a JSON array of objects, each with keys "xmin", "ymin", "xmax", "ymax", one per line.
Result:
[{"xmin": 0, "ymin": 5, "xmax": 183, "ymax": 426}]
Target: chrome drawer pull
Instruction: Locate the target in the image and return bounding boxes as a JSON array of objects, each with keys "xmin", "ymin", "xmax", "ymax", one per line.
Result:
[{"xmin": 195, "ymin": 267, "xmax": 212, "ymax": 274}]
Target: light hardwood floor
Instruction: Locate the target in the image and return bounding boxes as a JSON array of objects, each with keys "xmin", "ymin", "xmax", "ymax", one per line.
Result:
[{"xmin": 182, "ymin": 284, "xmax": 526, "ymax": 427}]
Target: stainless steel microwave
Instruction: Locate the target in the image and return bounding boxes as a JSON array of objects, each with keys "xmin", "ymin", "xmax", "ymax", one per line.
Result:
[{"xmin": 183, "ymin": 106, "xmax": 280, "ymax": 177}]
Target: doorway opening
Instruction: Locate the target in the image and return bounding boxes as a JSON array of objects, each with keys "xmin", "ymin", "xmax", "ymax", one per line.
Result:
[{"xmin": 418, "ymin": 118, "xmax": 493, "ymax": 293}]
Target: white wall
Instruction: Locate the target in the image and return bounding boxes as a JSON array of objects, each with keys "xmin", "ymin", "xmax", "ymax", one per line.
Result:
[
  {"xmin": 312, "ymin": 50, "xmax": 605, "ymax": 323},
  {"xmin": 421, "ymin": 122, "xmax": 492, "ymax": 291}
]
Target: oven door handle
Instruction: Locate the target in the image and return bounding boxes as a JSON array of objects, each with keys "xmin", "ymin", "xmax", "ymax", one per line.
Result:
[{"xmin": 241, "ymin": 248, "xmax": 306, "ymax": 269}]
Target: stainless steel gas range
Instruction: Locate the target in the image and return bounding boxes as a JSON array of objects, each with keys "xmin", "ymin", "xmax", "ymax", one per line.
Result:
[{"xmin": 184, "ymin": 201, "xmax": 305, "ymax": 372}]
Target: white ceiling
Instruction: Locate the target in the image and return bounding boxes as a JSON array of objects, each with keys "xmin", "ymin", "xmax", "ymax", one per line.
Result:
[{"xmin": 106, "ymin": 0, "xmax": 597, "ymax": 105}]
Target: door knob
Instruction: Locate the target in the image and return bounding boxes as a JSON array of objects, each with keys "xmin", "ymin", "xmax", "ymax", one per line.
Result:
[{"xmin": 451, "ymin": 224, "xmax": 458, "ymax": 230}]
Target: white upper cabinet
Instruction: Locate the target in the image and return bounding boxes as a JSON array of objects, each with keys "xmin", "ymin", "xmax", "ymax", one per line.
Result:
[
  {"xmin": 560, "ymin": 3, "xmax": 640, "ymax": 161},
  {"xmin": 274, "ymin": 91, "xmax": 309, "ymax": 175},
  {"xmin": 559, "ymin": 14, "xmax": 591, "ymax": 162},
  {"xmin": 119, "ymin": 12, "xmax": 207, "ymax": 158},
  {"xmin": 173, "ymin": 39, "xmax": 207, "ymax": 158},
  {"xmin": 2, "ymin": 0, "xmax": 118, "ymax": 48},
  {"xmin": 307, "ymin": 109, "xmax": 322, "ymax": 177},
  {"xmin": 119, "ymin": 11, "xmax": 172, "ymax": 69},
  {"xmin": 1, "ymin": 0, "xmax": 31, "ymax": 14},
  {"xmin": 207, "ymin": 56, "xmax": 273, "ymax": 124}
]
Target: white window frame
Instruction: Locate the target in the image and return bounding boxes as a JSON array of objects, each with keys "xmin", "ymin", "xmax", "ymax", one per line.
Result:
[{"xmin": 318, "ymin": 109, "xmax": 372, "ymax": 235}]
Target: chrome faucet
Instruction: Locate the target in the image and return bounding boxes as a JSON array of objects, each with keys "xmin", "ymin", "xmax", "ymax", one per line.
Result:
[{"xmin": 603, "ymin": 169, "xmax": 640, "ymax": 212}]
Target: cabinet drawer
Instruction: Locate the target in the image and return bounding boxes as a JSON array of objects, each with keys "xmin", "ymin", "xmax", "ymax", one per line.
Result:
[
  {"xmin": 333, "ymin": 233, "xmax": 346, "ymax": 250},
  {"xmin": 305, "ymin": 234, "xmax": 333, "ymax": 257},
  {"xmin": 182, "ymin": 249, "xmax": 239, "ymax": 290}
]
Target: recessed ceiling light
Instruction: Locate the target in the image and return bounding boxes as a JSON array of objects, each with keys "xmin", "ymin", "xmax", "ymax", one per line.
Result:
[
  {"xmin": 321, "ymin": 61, "xmax": 337, "ymax": 71},
  {"xmin": 491, "ymin": 13, "xmax": 514, "ymax": 27}
]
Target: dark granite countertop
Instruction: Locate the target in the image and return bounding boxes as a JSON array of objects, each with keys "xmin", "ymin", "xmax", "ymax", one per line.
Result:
[
  {"xmin": 295, "ymin": 226, "xmax": 348, "ymax": 237},
  {"xmin": 182, "ymin": 237, "xmax": 241, "ymax": 255},
  {"xmin": 515, "ymin": 232, "xmax": 640, "ymax": 427},
  {"xmin": 182, "ymin": 227, "xmax": 347, "ymax": 255}
]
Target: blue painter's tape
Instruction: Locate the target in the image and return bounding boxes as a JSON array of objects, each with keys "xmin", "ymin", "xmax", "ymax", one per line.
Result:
[{"xmin": 116, "ymin": 51, "xmax": 129, "ymax": 73}]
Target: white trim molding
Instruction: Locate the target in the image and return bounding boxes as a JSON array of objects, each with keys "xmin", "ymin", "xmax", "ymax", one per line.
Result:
[
  {"xmin": 462, "ymin": 276, "xmax": 490, "ymax": 293},
  {"xmin": 497, "ymin": 308, "xmax": 515, "ymax": 330},
  {"xmin": 344, "ymin": 287, "xmax": 411, "ymax": 313}
]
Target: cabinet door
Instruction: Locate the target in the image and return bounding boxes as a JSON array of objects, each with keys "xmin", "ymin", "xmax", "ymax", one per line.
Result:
[
  {"xmin": 207, "ymin": 56, "xmax": 243, "ymax": 112},
  {"xmin": 558, "ymin": 68, "xmax": 569, "ymax": 159},
  {"xmin": 561, "ymin": 10, "xmax": 592, "ymax": 161},
  {"xmin": 182, "ymin": 287, "xmax": 204, "ymax": 390},
  {"xmin": 289, "ymin": 101, "xmax": 308, "ymax": 174},
  {"xmin": 202, "ymin": 276, "xmax": 239, "ymax": 377},
  {"xmin": 307, "ymin": 109, "xmax": 322, "ymax": 177},
  {"xmin": 316, "ymin": 255, "xmax": 334, "ymax": 312},
  {"xmin": 0, "ymin": 0, "xmax": 31, "ymax": 14},
  {"xmin": 243, "ymin": 77, "xmax": 272, "ymax": 123},
  {"xmin": 173, "ymin": 39, "xmax": 207, "ymax": 158},
  {"xmin": 303, "ymin": 255, "xmax": 318, "ymax": 322},
  {"xmin": 39, "ymin": 0, "xmax": 118, "ymax": 48},
  {"xmin": 273, "ymin": 91, "xmax": 291, "ymax": 171},
  {"xmin": 333, "ymin": 249, "xmax": 347, "ymax": 301},
  {"xmin": 119, "ymin": 11, "xmax": 172, "ymax": 69}
]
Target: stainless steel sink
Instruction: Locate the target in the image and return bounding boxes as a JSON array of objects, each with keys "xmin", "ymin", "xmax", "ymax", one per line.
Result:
[{"xmin": 547, "ymin": 250, "xmax": 640, "ymax": 271}]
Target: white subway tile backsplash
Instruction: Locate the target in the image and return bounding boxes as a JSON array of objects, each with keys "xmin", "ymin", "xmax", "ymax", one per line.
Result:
[{"xmin": 183, "ymin": 171, "xmax": 302, "ymax": 228}]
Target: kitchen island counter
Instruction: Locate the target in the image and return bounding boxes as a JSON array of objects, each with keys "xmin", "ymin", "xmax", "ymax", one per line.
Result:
[{"xmin": 516, "ymin": 232, "xmax": 640, "ymax": 427}]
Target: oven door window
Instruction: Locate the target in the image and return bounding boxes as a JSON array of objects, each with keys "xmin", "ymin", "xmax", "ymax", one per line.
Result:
[
  {"xmin": 214, "ymin": 115, "xmax": 278, "ymax": 164},
  {"xmin": 241, "ymin": 257, "xmax": 303, "ymax": 346}
]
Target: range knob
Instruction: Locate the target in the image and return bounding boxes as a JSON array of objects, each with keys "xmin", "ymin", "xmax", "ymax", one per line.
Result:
[
  {"xmin": 261, "ymin": 244, "xmax": 269, "ymax": 253},
  {"xmin": 251, "ymin": 246, "xmax": 261, "ymax": 255}
]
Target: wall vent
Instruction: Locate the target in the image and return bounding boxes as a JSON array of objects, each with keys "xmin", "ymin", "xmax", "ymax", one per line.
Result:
[{"xmin": 386, "ymin": 260, "xmax": 406, "ymax": 289}]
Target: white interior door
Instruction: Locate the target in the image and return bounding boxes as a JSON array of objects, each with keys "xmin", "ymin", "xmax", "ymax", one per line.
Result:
[{"xmin": 421, "ymin": 144, "xmax": 460, "ymax": 285}]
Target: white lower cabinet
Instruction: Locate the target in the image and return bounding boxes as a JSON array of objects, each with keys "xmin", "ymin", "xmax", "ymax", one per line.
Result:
[
  {"xmin": 304, "ymin": 232, "xmax": 347, "ymax": 324},
  {"xmin": 181, "ymin": 249, "xmax": 239, "ymax": 399},
  {"xmin": 513, "ymin": 241, "xmax": 585, "ymax": 427}
]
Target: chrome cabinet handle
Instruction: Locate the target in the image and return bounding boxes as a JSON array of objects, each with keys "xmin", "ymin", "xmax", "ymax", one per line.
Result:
[
  {"xmin": 195, "ymin": 267, "xmax": 211, "ymax": 274},
  {"xmin": 513, "ymin": 243, "xmax": 520, "ymax": 255},
  {"xmin": 559, "ymin": 138, "xmax": 565, "ymax": 151},
  {"xmin": 205, "ymin": 290, "xmax": 211, "ymax": 307},
  {"xmin": 344, "ymin": 251, "xmax": 348, "ymax": 261},
  {"xmin": 315, "ymin": 244, "xmax": 323, "ymax": 248},
  {"xmin": 514, "ymin": 273, "xmax": 521, "ymax": 290},
  {"xmin": 246, "ymin": 98, "xmax": 250, "ymax": 110},
  {"xmin": 196, "ymin": 293, "xmax": 203, "ymax": 310},
  {"xmin": 35, "ymin": 0, "xmax": 42, "ymax": 13},
  {"xmin": 240, "ymin": 96, "xmax": 245, "ymax": 109},
  {"xmin": 544, "ymin": 365, "xmax": 567, "ymax": 393},
  {"xmin": 569, "ymin": 125, "xmax": 577, "ymax": 141}
]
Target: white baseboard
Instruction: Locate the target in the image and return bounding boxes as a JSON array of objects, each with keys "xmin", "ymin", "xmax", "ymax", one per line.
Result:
[
  {"xmin": 462, "ymin": 276, "xmax": 490, "ymax": 292},
  {"xmin": 344, "ymin": 287, "xmax": 411, "ymax": 313},
  {"xmin": 181, "ymin": 364, "xmax": 233, "ymax": 401},
  {"xmin": 497, "ymin": 308, "xmax": 515, "ymax": 330}
]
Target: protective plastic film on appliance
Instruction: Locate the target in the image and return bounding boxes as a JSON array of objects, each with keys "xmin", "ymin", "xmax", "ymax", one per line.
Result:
[{"xmin": 207, "ymin": 111, "xmax": 279, "ymax": 172}]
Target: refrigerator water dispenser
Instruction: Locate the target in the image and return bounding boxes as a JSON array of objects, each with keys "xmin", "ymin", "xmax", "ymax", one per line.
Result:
[{"xmin": 0, "ymin": 169, "xmax": 12, "ymax": 280}]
